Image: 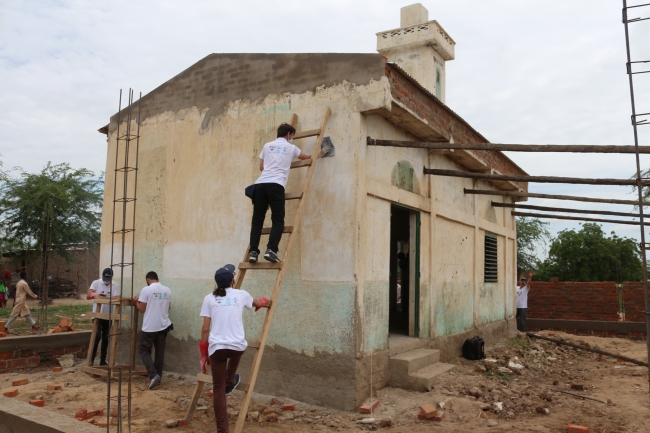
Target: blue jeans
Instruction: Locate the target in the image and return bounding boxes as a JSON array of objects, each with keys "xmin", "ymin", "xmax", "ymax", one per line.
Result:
[{"xmin": 516, "ymin": 308, "xmax": 527, "ymax": 332}]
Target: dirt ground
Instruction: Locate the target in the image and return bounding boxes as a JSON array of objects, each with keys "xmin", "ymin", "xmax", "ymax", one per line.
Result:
[{"xmin": 1, "ymin": 331, "xmax": 649, "ymax": 433}]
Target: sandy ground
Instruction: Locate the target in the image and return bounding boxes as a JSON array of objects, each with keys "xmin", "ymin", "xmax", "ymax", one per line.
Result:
[{"xmin": 1, "ymin": 331, "xmax": 649, "ymax": 432}]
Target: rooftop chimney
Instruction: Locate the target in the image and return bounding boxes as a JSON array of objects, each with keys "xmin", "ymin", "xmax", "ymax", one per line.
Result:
[{"xmin": 376, "ymin": 3, "xmax": 455, "ymax": 103}]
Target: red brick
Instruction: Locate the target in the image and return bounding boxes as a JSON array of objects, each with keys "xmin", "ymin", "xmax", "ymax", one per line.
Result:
[
  {"xmin": 29, "ymin": 399, "xmax": 45, "ymax": 407},
  {"xmin": 418, "ymin": 410, "xmax": 444, "ymax": 421},
  {"xmin": 271, "ymin": 397, "xmax": 281, "ymax": 405},
  {"xmin": 52, "ymin": 366, "xmax": 63, "ymax": 372},
  {"xmin": 19, "ymin": 350, "xmax": 33, "ymax": 358},
  {"xmin": 12, "ymin": 378, "xmax": 29, "ymax": 386},
  {"xmin": 3, "ymin": 388, "xmax": 18, "ymax": 397},
  {"xmin": 52, "ymin": 348, "xmax": 65, "ymax": 356},
  {"xmin": 0, "ymin": 352, "xmax": 13, "ymax": 361},
  {"xmin": 265, "ymin": 413, "xmax": 278, "ymax": 422},
  {"xmin": 12, "ymin": 358, "xmax": 26, "ymax": 368},
  {"xmin": 0, "ymin": 361, "xmax": 7, "ymax": 370},
  {"xmin": 282, "ymin": 403, "xmax": 295, "ymax": 411},
  {"xmin": 568, "ymin": 425, "xmax": 590, "ymax": 433},
  {"xmin": 0, "ymin": 332, "xmax": 6, "ymax": 338},
  {"xmin": 47, "ymin": 384, "xmax": 62, "ymax": 390},
  {"xmin": 359, "ymin": 398, "xmax": 379, "ymax": 414},
  {"xmin": 177, "ymin": 420, "xmax": 187, "ymax": 427},
  {"xmin": 419, "ymin": 404, "xmax": 437, "ymax": 417}
]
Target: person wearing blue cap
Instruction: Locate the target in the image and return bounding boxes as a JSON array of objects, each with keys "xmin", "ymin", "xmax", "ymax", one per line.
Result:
[
  {"xmin": 86, "ymin": 267, "xmax": 118, "ymax": 366},
  {"xmin": 199, "ymin": 264, "xmax": 268, "ymax": 433},
  {"xmin": 133, "ymin": 271, "xmax": 173, "ymax": 390}
]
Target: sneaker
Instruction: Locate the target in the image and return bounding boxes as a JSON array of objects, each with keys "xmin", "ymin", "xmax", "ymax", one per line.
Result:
[
  {"xmin": 225, "ymin": 373, "xmax": 240, "ymax": 395},
  {"xmin": 248, "ymin": 251, "xmax": 259, "ymax": 263},
  {"xmin": 149, "ymin": 374, "xmax": 161, "ymax": 390},
  {"xmin": 263, "ymin": 249, "xmax": 281, "ymax": 263}
]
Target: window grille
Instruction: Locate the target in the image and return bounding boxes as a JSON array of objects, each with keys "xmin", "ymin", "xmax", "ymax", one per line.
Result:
[{"xmin": 484, "ymin": 234, "xmax": 498, "ymax": 283}]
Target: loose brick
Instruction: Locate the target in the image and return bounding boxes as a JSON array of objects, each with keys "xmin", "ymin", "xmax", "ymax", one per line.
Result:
[
  {"xmin": 29, "ymin": 399, "xmax": 45, "ymax": 407},
  {"xmin": 265, "ymin": 413, "xmax": 278, "ymax": 422},
  {"xmin": 419, "ymin": 404, "xmax": 437, "ymax": 417},
  {"xmin": 282, "ymin": 403, "xmax": 295, "ymax": 411},
  {"xmin": 271, "ymin": 397, "xmax": 281, "ymax": 405},
  {"xmin": 52, "ymin": 366, "xmax": 63, "ymax": 372},
  {"xmin": 0, "ymin": 332, "xmax": 6, "ymax": 338},
  {"xmin": 178, "ymin": 420, "xmax": 187, "ymax": 427},
  {"xmin": 263, "ymin": 407, "xmax": 276, "ymax": 415},
  {"xmin": 47, "ymin": 384, "xmax": 62, "ymax": 391},
  {"xmin": 3, "ymin": 388, "xmax": 18, "ymax": 397},
  {"xmin": 568, "ymin": 424, "xmax": 590, "ymax": 433},
  {"xmin": 359, "ymin": 398, "xmax": 379, "ymax": 414},
  {"xmin": 11, "ymin": 378, "xmax": 29, "ymax": 386},
  {"xmin": 418, "ymin": 410, "xmax": 444, "ymax": 421}
]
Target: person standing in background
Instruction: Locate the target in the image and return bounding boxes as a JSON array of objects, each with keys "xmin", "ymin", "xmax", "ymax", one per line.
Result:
[
  {"xmin": 87, "ymin": 268, "xmax": 118, "ymax": 366},
  {"xmin": 5, "ymin": 272, "xmax": 40, "ymax": 333},
  {"xmin": 516, "ymin": 271, "xmax": 534, "ymax": 332}
]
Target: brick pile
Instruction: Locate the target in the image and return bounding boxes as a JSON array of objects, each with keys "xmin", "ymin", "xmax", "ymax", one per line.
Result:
[{"xmin": 46, "ymin": 318, "xmax": 77, "ymax": 334}]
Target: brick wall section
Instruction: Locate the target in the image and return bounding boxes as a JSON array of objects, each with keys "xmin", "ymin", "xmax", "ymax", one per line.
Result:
[
  {"xmin": 527, "ymin": 281, "xmax": 646, "ymax": 322},
  {"xmin": 385, "ymin": 65, "xmax": 528, "ymax": 190},
  {"xmin": 526, "ymin": 326, "xmax": 646, "ymax": 340},
  {"xmin": 0, "ymin": 343, "xmax": 88, "ymax": 373}
]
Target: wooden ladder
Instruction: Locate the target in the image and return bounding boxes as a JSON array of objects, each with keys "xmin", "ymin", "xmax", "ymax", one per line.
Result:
[{"xmin": 185, "ymin": 108, "xmax": 331, "ymax": 431}]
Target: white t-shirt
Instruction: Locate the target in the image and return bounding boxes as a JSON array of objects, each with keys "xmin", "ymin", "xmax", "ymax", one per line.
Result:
[
  {"xmin": 255, "ymin": 138, "xmax": 301, "ymax": 188},
  {"xmin": 90, "ymin": 279, "xmax": 118, "ymax": 315},
  {"xmin": 139, "ymin": 282, "xmax": 172, "ymax": 332},
  {"xmin": 516, "ymin": 284, "xmax": 530, "ymax": 309},
  {"xmin": 200, "ymin": 288, "xmax": 254, "ymax": 355},
  {"xmin": 396, "ymin": 284, "xmax": 402, "ymax": 304}
]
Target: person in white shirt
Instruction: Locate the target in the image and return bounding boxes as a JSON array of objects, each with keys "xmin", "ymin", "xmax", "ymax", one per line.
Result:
[
  {"xmin": 248, "ymin": 123, "xmax": 311, "ymax": 264},
  {"xmin": 516, "ymin": 271, "xmax": 534, "ymax": 332},
  {"xmin": 133, "ymin": 271, "xmax": 172, "ymax": 390},
  {"xmin": 396, "ymin": 279, "xmax": 402, "ymax": 313},
  {"xmin": 199, "ymin": 264, "xmax": 268, "ymax": 433},
  {"xmin": 86, "ymin": 268, "xmax": 118, "ymax": 366}
]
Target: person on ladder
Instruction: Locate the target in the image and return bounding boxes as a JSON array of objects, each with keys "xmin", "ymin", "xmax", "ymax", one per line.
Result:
[
  {"xmin": 198, "ymin": 264, "xmax": 268, "ymax": 433},
  {"xmin": 248, "ymin": 123, "xmax": 311, "ymax": 263}
]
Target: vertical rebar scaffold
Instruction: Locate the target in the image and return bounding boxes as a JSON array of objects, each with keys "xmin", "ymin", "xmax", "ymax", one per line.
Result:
[
  {"xmin": 107, "ymin": 89, "xmax": 141, "ymax": 432},
  {"xmin": 622, "ymin": 0, "xmax": 650, "ymax": 395}
]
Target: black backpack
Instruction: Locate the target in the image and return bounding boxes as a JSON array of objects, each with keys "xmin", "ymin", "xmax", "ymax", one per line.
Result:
[{"xmin": 462, "ymin": 336, "xmax": 485, "ymax": 360}]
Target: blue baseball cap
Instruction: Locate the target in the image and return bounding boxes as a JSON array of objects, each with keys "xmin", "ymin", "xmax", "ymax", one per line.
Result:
[
  {"xmin": 214, "ymin": 264, "xmax": 236, "ymax": 286},
  {"xmin": 102, "ymin": 268, "xmax": 113, "ymax": 282}
]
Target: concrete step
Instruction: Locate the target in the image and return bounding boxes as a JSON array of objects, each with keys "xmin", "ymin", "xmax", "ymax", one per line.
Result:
[
  {"xmin": 388, "ymin": 335, "xmax": 426, "ymax": 356},
  {"xmin": 389, "ymin": 348, "xmax": 441, "ymax": 375},
  {"xmin": 408, "ymin": 362, "xmax": 456, "ymax": 391}
]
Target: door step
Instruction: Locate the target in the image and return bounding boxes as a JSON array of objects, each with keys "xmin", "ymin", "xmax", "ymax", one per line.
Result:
[{"xmin": 389, "ymin": 348, "xmax": 454, "ymax": 392}]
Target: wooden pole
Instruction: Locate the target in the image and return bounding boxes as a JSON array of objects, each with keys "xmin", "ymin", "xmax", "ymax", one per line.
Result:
[
  {"xmin": 424, "ymin": 168, "xmax": 647, "ymax": 186},
  {"xmin": 367, "ymin": 137, "xmax": 650, "ymax": 154},
  {"xmin": 492, "ymin": 202, "xmax": 641, "ymax": 218},
  {"xmin": 511, "ymin": 211, "xmax": 650, "ymax": 226},
  {"xmin": 464, "ymin": 189, "xmax": 650, "ymax": 206}
]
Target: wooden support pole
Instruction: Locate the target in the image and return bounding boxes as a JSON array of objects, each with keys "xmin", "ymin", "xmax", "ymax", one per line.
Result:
[
  {"xmin": 367, "ymin": 137, "xmax": 650, "ymax": 154},
  {"xmin": 464, "ymin": 189, "xmax": 650, "ymax": 206},
  {"xmin": 511, "ymin": 211, "xmax": 650, "ymax": 226},
  {"xmin": 424, "ymin": 168, "xmax": 646, "ymax": 186},
  {"xmin": 492, "ymin": 202, "xmax": 642, "ymax": 218}
]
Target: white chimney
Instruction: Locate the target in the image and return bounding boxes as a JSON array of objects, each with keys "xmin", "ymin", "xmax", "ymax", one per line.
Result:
[{"xmin": 377, "ymin": 3, "xmax": 455, "ymax": 103}]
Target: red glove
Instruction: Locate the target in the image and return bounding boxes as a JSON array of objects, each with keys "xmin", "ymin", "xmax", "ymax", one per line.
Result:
[
  {"xmin": 255, "ymin": 297, "xmax": 269, "ymax": 312},
  {"xmin": 199, "ymin": 342, "xmax": 209, "ymax": 374}
]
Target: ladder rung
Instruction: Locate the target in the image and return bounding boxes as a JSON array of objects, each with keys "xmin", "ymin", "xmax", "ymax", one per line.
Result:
[
  {"xmin": 238, "ymin": 262, "xmax": 283, "ymax": 270},
  {"xmin": 196, "ymin": 372, "xmax": 212, "ymax": 383},
  {"xmin": 293, "ymin": 129, "xmax": 321, "ymax": 139},
  {"xmin": 285, "ymin": 192, "xmax": 302, "ymax": 200},
  {"xmin": 290, "ymin": 159, "xmax": 312, "ymax": 169},
  {"xmin": 261, "ymin": 226, "xmax": 293, "ymax": 235},
  {"xmin": 246, "ymin": 339, "xmax": 261, "ymax": 348}
]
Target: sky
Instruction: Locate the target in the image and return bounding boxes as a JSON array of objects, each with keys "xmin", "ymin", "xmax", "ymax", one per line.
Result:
[{"xmin": 1, "ymin": 0, "xmax": 650, "ymax": 259}]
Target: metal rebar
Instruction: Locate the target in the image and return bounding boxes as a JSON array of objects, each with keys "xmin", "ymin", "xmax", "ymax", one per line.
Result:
[{"xmin": 622, "ymin": 0, "xmax": 650, "ymax": 397}]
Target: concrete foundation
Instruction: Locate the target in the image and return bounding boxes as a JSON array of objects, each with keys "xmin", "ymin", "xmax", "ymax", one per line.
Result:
[{"xmin": 0, "ymin": 396, "xmax": 103, "ymax": 433}]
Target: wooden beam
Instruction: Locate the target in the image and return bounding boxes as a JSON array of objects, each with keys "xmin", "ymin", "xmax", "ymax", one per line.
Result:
[
  {"xmin": 492, "ymin": 202, "xmax": 642, "ymax": 218},
  {"xmin": 511, "ymin": 211, "xmax": 650, "ymax": 226},
  {"xmin": 464, "ymin": 189, "xmax": 650, "ymax": 206},
  {"xmin": 424, "ymin": 168, "xmax": 645, "ymax": 186},
  {"xmin": 368, "ymin": 137, "xmax": 650, "ymax": 154}
]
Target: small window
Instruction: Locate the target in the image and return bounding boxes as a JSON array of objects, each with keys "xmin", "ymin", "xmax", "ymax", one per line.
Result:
[{"xmin": 484, "ymin": 234, "xmax": 498, "ymax": 283}]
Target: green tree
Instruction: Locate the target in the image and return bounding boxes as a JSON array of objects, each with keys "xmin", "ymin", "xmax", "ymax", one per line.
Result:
[
  {"xmin": 0, "ymin": 162, "xmax": 103, "ymax": 260},
  {"xmin": 537, "ymin": 223, "xmax": 642, "ymax": 282},
  {"xmin": 516, "ymin": 217, "xmax": 551, "ymax": 272}
]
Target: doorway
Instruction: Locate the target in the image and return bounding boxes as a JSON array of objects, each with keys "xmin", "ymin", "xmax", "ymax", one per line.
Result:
[{"xmin": 389, "ymin": 205, "xmax": 420, "ymax": 337}]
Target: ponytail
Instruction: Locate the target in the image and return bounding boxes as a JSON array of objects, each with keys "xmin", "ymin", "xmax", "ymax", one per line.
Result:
[{"xmin": 213, "ymin": 283, "xmax": 228, "ymax": 298}]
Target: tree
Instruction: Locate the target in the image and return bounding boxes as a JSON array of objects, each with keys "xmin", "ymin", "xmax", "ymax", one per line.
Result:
[
  {"xmin": 516, "ymin": 217, "xmax": 551, "ymax": 272},
  {"xmin": 0, "ymin": 161, "xmax": 103, "ymax": 263},
  {"xmin": 536, "ymin": 223, "xmax": 642, "ymax": 282}
]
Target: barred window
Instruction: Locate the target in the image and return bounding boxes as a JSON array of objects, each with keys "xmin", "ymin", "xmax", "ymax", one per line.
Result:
[{"xmin": 484, "ymin": 234, "xmax": 498, "ymax": 283}]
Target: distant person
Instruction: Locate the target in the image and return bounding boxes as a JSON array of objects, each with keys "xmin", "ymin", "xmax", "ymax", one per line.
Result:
[
  {"xmin": 133, "ymin": 271, "xmax": 172, "ymax": 390},
  {"xmin": 87, "ymin": 268, "xmax": 118, "ymax": 366},
  {"xmin": 199, "ymin": 264, "xmax": 268, "ymax": 433},
  {"xmin": 516, "ymin": 271, "xmax": 534, "ymax": 332},
  {"xmin": 396, "ymin": 279, "xmax": 402, "ymax": 312},
  {"xmin": 248, "ymin": 123, "xmax": 311, "ymax": 264},
  {"xmin": 5, "ymin": 272, "xmax": 40, "ymax": 333},
  {"xmin": 0, "ymin": 280, "xmax": 6, "ymax": 308}
]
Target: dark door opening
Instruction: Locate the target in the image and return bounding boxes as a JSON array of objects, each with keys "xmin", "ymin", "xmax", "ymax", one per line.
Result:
[{"xmin": 389, "ymin": 205, "xmax": 411, "ymax": 335}]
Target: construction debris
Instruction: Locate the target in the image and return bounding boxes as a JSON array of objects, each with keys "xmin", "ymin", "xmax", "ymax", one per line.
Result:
[{"xmin": 46, "ymin": 318, "xmax": 77, "ymax": 334}]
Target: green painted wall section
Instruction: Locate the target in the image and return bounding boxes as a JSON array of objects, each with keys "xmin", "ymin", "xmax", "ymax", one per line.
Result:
[
  {"xmin": 435, "ymin": 282, "xmax": 474, "ymax": 337},
  {"xmin": 478, "ymin": 282, "xmax": 506, "ymax": 325},
  {"xmin": 418, "ymin": 282, "xmax": 430, "ymax": 339},
  {"xmin": 363, "ymin": 281, "xmax": 389, "ymax": 353}
]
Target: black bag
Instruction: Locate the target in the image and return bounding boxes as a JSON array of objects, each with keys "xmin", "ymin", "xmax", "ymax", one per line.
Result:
[
  {"xmin": 462, "ymin": 336, "xmax": 485, "ymax": 360},
  {"xmin": 244, "ymin": 184, "xmax": 256, "ymax": 202}
]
